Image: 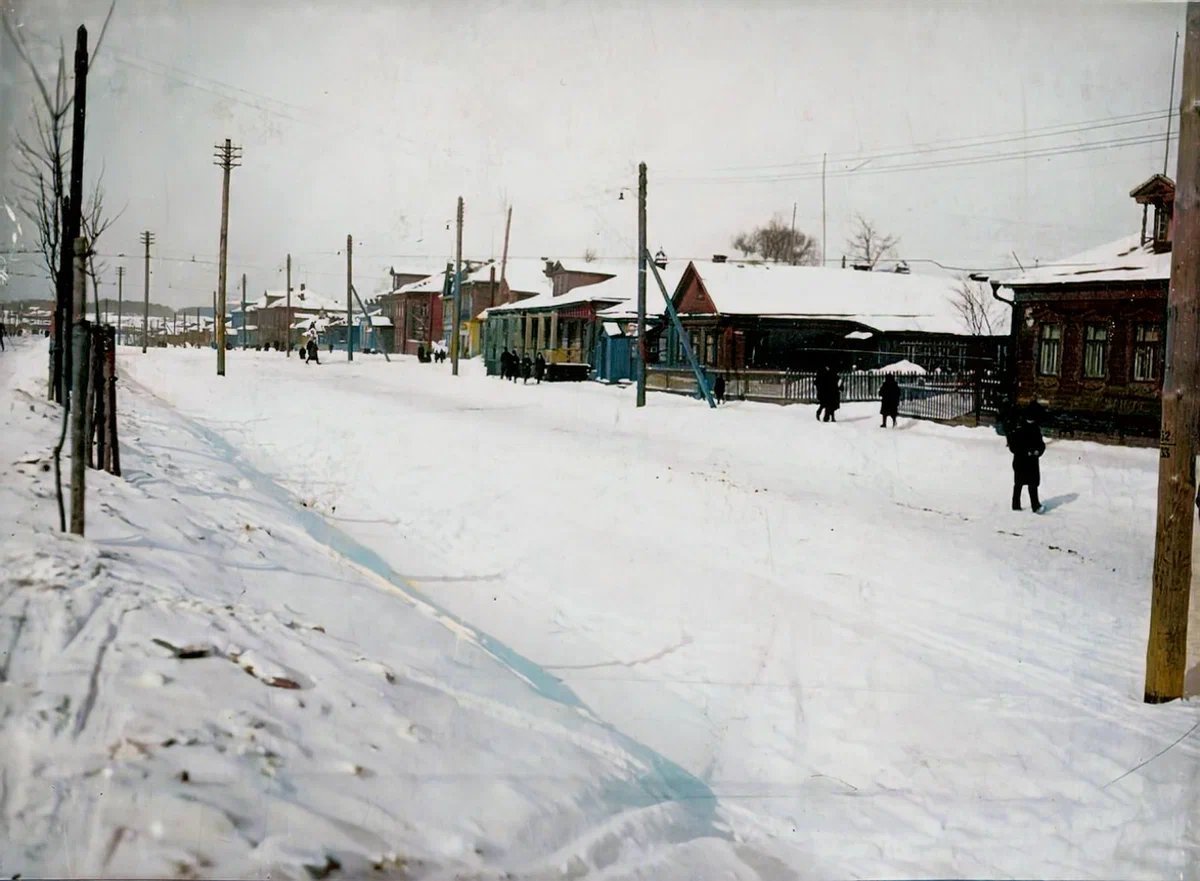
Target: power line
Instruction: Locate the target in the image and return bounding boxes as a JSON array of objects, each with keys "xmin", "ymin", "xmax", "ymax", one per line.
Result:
[
  {"xmin": 709, "ymin": 107, "xmax": 1174, "ymax": 174},
  {"xmin": 665, "ymin": 131, "xmax": 1174, "ymax": 185}
]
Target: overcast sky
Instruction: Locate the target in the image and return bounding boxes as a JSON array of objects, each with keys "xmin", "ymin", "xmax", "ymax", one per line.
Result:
[{"xmin": 0, "ymin": 0, "xmax": 1187, "ymax": 308}]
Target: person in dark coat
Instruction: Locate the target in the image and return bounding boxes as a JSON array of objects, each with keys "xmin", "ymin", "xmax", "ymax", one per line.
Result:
[
  {"xmin": 713, "ymin": 374, "xmax": 726, "ymax": 404},
  {"xmin": 521, "ymin": 353, "xmax": 533, "ymax": 384},
  {"xmin": 822, "ymin": 368, "xmax": 841, "ymax": 422},
  {"xmin": 418, "ymin": 343, "xmax": 426, "ymax": 363},
  {"xmin": 815, "ymin": 366, "xmax": 830, "ymax": 420},
  {"xmin": 534, "ymin": 352, "xmax": 546, "ymax": 384},
  {"xmin": 499, "ymin": 349, "xmax": 511, "ymax": 379},
  {"xmin": 879, "ymin": 375, "xmax": 901, "ymax": 427},
  {"xmin": 1007, "ymin": 409, "xmax": 1046, "ymax": 512}
]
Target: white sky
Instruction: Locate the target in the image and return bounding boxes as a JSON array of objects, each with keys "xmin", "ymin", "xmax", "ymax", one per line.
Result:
[{"xmin": 0, "ymin": 0, "xmax": 1187, "ymax": 308}]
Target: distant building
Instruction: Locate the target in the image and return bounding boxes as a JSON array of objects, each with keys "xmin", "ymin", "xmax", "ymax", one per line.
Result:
[{"xmin": 998, "ymin": 174, "xmax": 1171, "ymax": 444}]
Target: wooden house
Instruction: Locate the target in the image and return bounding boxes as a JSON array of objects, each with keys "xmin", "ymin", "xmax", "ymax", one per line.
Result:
[
  {"xmin": 996, "ymin": 175, "xmax": 1172, "ymax": 443},
  {"xmin": 658, "ymin": 259, "xmax": 1008, "ymax": 373}
]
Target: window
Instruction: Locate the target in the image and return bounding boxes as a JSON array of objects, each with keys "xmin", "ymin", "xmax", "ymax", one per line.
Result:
[
  {"xmin": 704, "ymin": 331, "xmax": 717, "ymax": 366},
  {"xmin": 1037, "ymin": 324, "xmax": 1061, "ymax": 376},
  {"xmin": 1133, "ymin": 323, "xmax": 1163, "ymax": 382},
  {"xmin": 1082, "ymin": 324, "xmax": 1108, "ymax": 379}
]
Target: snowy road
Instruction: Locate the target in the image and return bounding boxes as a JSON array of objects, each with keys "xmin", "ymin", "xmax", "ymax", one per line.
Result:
[{"xmin": 114, "ymin": 347, "xmax": 1200, "ymax": 878}]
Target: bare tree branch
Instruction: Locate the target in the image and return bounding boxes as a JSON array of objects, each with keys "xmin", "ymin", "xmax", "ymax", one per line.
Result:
[
  {"xmin": 845, "ymin": 214, "xmax": 900, "ymax": 269},
  {"xmin": 951, "ymin": 277, "xmax": 1004, "ymax": 336}
]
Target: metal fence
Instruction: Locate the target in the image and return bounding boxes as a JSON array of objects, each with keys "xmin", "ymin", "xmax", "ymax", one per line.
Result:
[{"xmin": 646, "ymin": 367, "xmax": 1007, "ymax": 424}]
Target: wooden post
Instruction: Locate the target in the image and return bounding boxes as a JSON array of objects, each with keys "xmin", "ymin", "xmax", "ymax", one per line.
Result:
[
  {"xmin": 636, "ymin": 162, "xmax": 647, "ymax": 407},
  {"xmin": 286, "ymin": 253, "xmax": 292, "ymax": 356},
  {"xmin": 141, "ymin": 231, "xmax": 153, "ymax": 352},
  {"xmin": 500, "ymin": 205, "xmax": 512, "ymax": 301},
  {"xmin": 1146, "ymin": 1, "xmax": 1200, "ymax": 705},
  {"xmin": 91, "ymin": 325, "xmax": 105, "ymax": 469},
  {"xmin": 103, "ymin": 327, "xmax": 119, "ymax": 474},
  {"xmin": 69, "ymin": 237, "xmax": 90, "ymax": 536},
  {"xmin": 452, "ymin": 197, "xmax": 463, "ymax": 375},
  {"xmin": 549, "ymin": 310, "xmax": 558, "ymax": 361},
  {"xmin": 213, "ymin": 138, "xmax": 241, "ymax": 375},
  {"xmin": 116, "ymin": 265, "xmax": 123, "ymax": 345},
  {"xmin": 241, "ymin": 272, "xmax": 247, "ymax": 349},
  {"xmin": 346, "ymin": 235, "xmax": 354, "ymax": 361}
]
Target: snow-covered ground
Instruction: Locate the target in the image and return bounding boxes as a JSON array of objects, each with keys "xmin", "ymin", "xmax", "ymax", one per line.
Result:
[
  {"xmin": 5, "ymin": 339, "xmax": 1200, "ymax": 878},
  {"xmin": 0, "ymin": 340, "xmax": 759, "ymax": 880}
]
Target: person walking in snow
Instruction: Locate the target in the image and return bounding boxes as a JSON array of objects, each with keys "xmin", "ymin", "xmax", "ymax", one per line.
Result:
[
  {"xmin": 509, "ymin": 350, "xmax": 519, "ymax": 382},
  {"xmin": 521, "ymin": 353, "xmax": 533, "ymax": 384},
  {"xmin": 815, "ymin": 365, "xmax": 834, "ymax": 420},
  {"xmin": 817, "ymin": 366, "xmax": 841, "ymax": 422},
  {"xmin": 1007, "ymin": 408, "xmax": 1046, "ymax": 512},
  {"xmin": 534, "ymin": 352, "xmax": 546, "ymax": 384},
  {"xmin": 713, "ymin": 374, "xmax": 726, "ymax": 404},
  {"xmin": 500, "ymin": 349, "xmax": 513, "ymax": 380},
  {"xmin": 305, "ymin": 324, "xmax": 320, "ymax": 365},
  {"xmin": 879, "ymin": 375, "xmax": 901, "ymax": 428},
  {"xmin": 0, "ymin": 320, "xmax": 7, "ymax": 351}
]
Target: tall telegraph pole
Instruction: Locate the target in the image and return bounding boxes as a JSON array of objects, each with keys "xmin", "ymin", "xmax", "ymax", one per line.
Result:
[
  {"xmin": 213, "ymin": 138, "xmax": 242, "ymax": 376},
  {"xmin": 346, "ymin": 234, "xmax": 353, "ymax": 361},
  {"xmin": 241, "ymin": 272, "xmax": 247, "ymax": 349},
  {"xmin": 452, "ymin": 196, "xmax": 463, "ymax": 376},
  {"xmin": 286, "ymin": 253, "xmax": 292, "ymax": 356},
  {"xmin": 636, "ymin": 162, "xmax": 647, "ymax": 408},
  {"xmin": 1146, "ymin": 2, "xmax": 1200, "ymax": 704},
  {"xmin": 116, "ymin": 265, "xmax": 124, "ymax": 345},
  {"xmin": 140, "ymin": 231, "xmax": 154, "ymax": 353}
]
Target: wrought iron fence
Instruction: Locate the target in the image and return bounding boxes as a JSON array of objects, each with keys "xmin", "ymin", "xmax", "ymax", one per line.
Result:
[{"xmin": 646, "ymin": 366, "xmax": 1009, "ymax": 424}]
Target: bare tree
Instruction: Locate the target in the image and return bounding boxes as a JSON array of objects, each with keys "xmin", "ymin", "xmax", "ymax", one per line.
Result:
[
  {"xmin": 730, "ymin": 215, "xmax": 820, "ymax": 265},
  {"xmin": 582, "ymin": 247, "xmax": 597, "ymax": 263},
  {"xmin": 845, "ymin": 214, "xmax": 899, "ymax": 269},
  {"xmin": 952, "ymin": 277, "xmax": 1005, "ymax": 335},
  {"xmin": 4, "ymin": 3, "xmax": 117, "ymax": 304}
]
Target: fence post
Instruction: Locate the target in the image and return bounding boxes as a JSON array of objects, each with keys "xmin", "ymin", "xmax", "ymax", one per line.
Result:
[
  {"xmin": 92, "ymin": 325, "xmax": 105, "ymax": 469},
  {"xmin": 106, "ymin": 326, "xmax": 120, "ymax": 476}
]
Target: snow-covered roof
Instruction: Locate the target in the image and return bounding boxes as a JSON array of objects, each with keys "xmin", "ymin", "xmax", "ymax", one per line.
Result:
[
  {"xmin": 486, "ymin": 280, "xmax": 627, "ymax": 314},
  {"xmin": 394, "ymin": 273, "xmax": 448, "ymax": 296},
  {"xmin": 683, "ymin": 262, "xmax": 1008, "ymax": 335},
  {"xmin": 873, "ymin": 358, "xmax": 928, "ymax": 375},
  {"xmin": 365, "ymin": 315, "xmax": 393, "ymax": 327},
  {"xmin": 464, "ymin": 258, "xmax": 553, "ymax": 296},
  {"xmin": 1000, "ymin": 234, "xmax": 1171, "ymax": 287}
]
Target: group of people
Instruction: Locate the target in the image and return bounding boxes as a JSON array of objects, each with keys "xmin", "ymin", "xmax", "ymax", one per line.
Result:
[
  {"xmin": 499, "ymin": 349, "xmax": 546, "ymax": 384},
  {"xmin": 416, "ymin": 344, "xmax": 448, "ymax": 364}
]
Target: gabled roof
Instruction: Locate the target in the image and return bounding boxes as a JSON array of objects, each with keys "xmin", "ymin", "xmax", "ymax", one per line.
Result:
[
  {"xmin": 1130, "ymin": 174, "xmax": 1175, "ymax": 203},
  {"xmin": 676, "ymin": 261, "xmax": 1005, "ymax": 335},
  {"xmin": 1000, "ymin": 234, "xmax": 1170, "ymax": 288}
]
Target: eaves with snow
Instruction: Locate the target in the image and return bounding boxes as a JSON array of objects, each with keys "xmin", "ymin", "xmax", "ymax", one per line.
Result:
[
  {"xmin": 997, "ymin": 234, "xmax": 1171, "ymax": 289},
  {"xmin": 680, "ymin": 261, "xmax": 1010, "ymax": 336}
]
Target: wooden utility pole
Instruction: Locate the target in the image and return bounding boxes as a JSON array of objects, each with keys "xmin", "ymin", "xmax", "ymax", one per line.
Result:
[
  {"xmin": 286, "ymin": 253, "xmax": 292, "ymax": 356},
  {"xmin": 116, "ymin": 265, "xmax": 123, "ymax": 345},
  {"xmin": 1146, "ymin": 1, "xmax": 1200, "ymax": 705},
  {"xmin": 346, "ymin": 234, "xmax": 353, "ymax": 361},
  {"xmin": 241, "ymin": 272, "xmax": 247, "ymax": 349},
  {"xmin": 51, "ymin": 26, "xmax": 90, "ymax": 404},
  {"xmin": 69, "ymin": 237, "xmax": 89, "ymax": 535},
  {"xmin": 636, "ymin": 162, "xmax": 647, "ymax": 408},
  {"xmin": 140, "ymin": 231, "xmax": 153, "ymax": 352},
  {"xmin": 452, "ymin": 196, "xmax": 463, "ymax": 376},
  {"xmin": 790, "ymin": 202, "xmax": 798, "ymax": 265},
  {"xmin": 500, "ymin": 205, "xmax": 512, "ymax": 300},
  {"xmin": 822, "ymin": 152, "xmax": 828, "ymax": 265},
  {"xmin": 1167, "ymin": 30, "xmax": 1182, "ymax": 176},
  {"xmin": 213, "ymin": 138, "xmax": 242, "ymax": 376}
]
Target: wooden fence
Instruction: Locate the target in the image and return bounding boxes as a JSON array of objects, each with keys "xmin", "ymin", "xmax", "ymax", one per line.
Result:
[{"xmin": 646, "ymin": 367, "xmax": 1007, "ymax": 424}]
